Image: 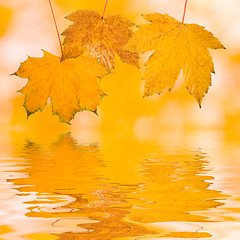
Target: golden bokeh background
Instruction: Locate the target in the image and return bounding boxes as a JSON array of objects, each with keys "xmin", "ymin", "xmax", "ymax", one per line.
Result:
[
  {"xmin": 0, "ymin": 0, "xmax": 239, "ymax": 137},
  {"xmin": 1, "ymin": 2, "xmax": 240, "ymax": 239}
]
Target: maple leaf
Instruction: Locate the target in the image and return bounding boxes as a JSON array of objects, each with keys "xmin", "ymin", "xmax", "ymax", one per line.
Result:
[
  {"xmin": 62, "ymin": 9, "xmax": 139, "ymax": 71},
  {"xmin": 125, "ymin": 13, "xmax": 225, "ymax": 106},
  {"xmin": 14, "ymin": 50, "xmax": 107, "ymax": 124}
]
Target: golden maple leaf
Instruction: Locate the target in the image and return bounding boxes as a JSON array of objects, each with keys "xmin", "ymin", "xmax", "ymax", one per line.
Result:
[
  {"xmin": 62, "ymin": 9, "xmax": 139, "ymax": 71},
  {"xmin": 125, "ymin": 13, "xmax": 225, "ymax": 106},
  {"xmin": 14, "ymin": 50, "xmax": 107, "ymax": 123}
]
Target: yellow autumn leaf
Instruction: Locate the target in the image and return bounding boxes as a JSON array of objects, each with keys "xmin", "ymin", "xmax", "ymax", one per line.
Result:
[
  {"xmin": 62, "ymin": 9, "xmax": 139, "ymax": 70},
  {"xmin": 15, "ymin": 50, "xmax": 107, "ymax": 124},
  {"xmin": 125, "ymin": 13, "xmax": 225, "ymax": 106}
]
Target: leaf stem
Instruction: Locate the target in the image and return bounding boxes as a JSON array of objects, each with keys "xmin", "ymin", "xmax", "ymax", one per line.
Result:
[
  {"xmin": 48, "ymin": 0, "xmax": 63, "ymax": 57},
  {"xmin": 182, "ymin": 0, "xmax": 188, "ymax": 23},
  {"xmin": 102, "ymin": 0, "xmax": 109, "ymax": 18}
]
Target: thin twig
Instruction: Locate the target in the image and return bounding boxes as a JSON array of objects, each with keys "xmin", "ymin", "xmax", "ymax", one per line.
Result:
[
  {"xmin": 48, "ymin": 0, "xmax": 63, "ymax": 57},
  {"xmin": 182, "ymin": 0, "xmax": 188, "ymax": 23},
  {"xmin": 102, "ymin": 0, "xmax": 109, "ymax": 18}
]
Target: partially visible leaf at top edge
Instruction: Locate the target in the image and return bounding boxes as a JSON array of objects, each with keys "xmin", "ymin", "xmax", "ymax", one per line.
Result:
[
  {"xmin": 62, "ymin": 9, "xmax": 139, "ymax": 71},
  {"xmin": 124, "ymin": 13, "xmax": 225, "ymax": 106}
]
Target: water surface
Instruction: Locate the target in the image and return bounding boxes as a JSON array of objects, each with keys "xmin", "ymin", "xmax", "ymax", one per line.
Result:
[{"xmin": 0, "ymin": 129, "xmax": 240, "ymax": 239}]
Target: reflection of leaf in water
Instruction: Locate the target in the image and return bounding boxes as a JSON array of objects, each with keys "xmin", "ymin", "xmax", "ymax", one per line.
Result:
[
  {"xmin": 13, "ymin": 134, "xmax": 103, "ymax": 197},
  {"xmin": 0, "ymin": 225, "xmax": 13, "ymax": 236},
  {"xmin": 164, "ymin": 230, "xmax": 212, "ymax": 239},
  {"xmin": 10, "ymin": 135, "xmax": 227, "ymax": 239},
  {"xmin": 0, "ymin": 6, "xmax": 12, "ymax": 37},
  {"xmin": 55, "ymin": 202, "xmax": 154, "ymax": 240},
  {"xmin": 126, "ymin": 151, "xmax": 227, "ymax": 223},
  {"xmin": 11, "ymin": 134, "xmax": 155, "ymax": 239}
]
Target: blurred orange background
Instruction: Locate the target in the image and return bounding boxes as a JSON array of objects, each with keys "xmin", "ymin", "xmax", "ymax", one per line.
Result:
[
  {"xmin": 1, "ymin": 2, "xmax": 240, "ymax": 239},
  {"xmin": 0, "ymin": 0, "xmax": 240, "ymax": 138}
]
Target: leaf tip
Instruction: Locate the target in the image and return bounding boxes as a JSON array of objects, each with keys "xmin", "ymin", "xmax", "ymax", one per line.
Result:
[
  {"xmin": 10, "ymin": 72, "xmax": 17, "ymax": 76},
  {"xmin": 60, "ymin": 119, "xmax": 71, "ymax": 125},
  {"xmin": 92, "ymin": 109, "xmax": 99, "ymax": 116},
  {"xmin": 198, "ymin": 100, "xmax": 202, "ymax": 108},
  {"xmin": 101, "ymin": 93, "xmax": 108, "ymax": 98},
  {"xmin": 17, "ymin": 88, "xmax": 23, "ymax": 94},
  {"xmin": 26, "ymin": 109, "xmax": 34, "ymax": 119}
]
